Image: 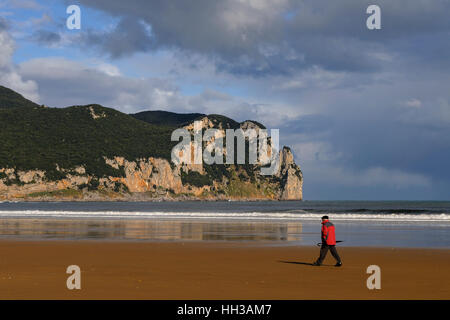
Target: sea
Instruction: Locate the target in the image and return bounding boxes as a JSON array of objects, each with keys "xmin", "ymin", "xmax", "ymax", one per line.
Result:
[{"xmin": 0, "ymin": 200, "xmax": 449, "ymax": 248}]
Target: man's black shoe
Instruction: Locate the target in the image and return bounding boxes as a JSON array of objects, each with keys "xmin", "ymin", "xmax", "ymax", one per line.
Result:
[
  {"xmin": 335, "ymin": 262, "xmax": 342, "ymax": 267},
  {"xmin": 312, "ymin": 261, "xmax": 321, "ymax": 266}
]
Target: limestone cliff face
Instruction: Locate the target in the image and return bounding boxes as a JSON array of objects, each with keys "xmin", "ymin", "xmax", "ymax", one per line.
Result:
[
  {"xmin": 105, "ymin": 157, "xmax": 183, "ymax": 193},
  {"xmin": 0, "ymin": 167, "xmax": 89, "ymax": 199},
  {"xmin": 179, "ymin": 116, "xmax": 303, "ymax": 200},
  {"xmin": 0, "ymin": 116, "xmax": 303, "ymax": 201},
  {"xmin": 277, "ymin": 147, "xmax": 303, "ymax": 200}
]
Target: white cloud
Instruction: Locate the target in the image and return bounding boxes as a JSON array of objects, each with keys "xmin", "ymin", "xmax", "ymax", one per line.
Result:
[
  {"xmin": 18, "ymin": 57, "xmax": 181, "ymax": 112},
  {"xmin": 17, "ymin": 56, "xmax": 277, "ymax": 120},
  {"xmin": 275, "ymin": 66, "xmax": 349, "ymax": 90},
  {"xmin": 404, "ymin": 98, "xmax": 422, "ymax": 108},
  {"xmin": 221, "ymin": 0, "xmax": 289, "ymax": 33},
  {"xmin": 0, "ymin": 26, "xmax": 39, "ymax": 102},
  {"xmin": 94, "ymin": 63, "xmax": 122, "ymax": 77},
  {"xmin": 0, "ymin": 29, "xmax": 14, "ymax": 68}
]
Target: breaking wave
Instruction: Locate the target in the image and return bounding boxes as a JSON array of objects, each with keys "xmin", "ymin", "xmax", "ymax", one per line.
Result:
[{"xmin": 0, "ymin": 210, "xmax": 448, "ymax": 222}]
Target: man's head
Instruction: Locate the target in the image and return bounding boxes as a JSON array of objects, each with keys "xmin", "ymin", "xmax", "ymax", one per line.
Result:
[{"xmin": 321, "ymin": 215, "xmax": 329, "ymax": 221}]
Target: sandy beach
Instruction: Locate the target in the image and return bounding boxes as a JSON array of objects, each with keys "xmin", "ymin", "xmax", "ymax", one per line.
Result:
[{"xmin": 0, "ymin": 240, "xmax": 448, "ymax": 299}]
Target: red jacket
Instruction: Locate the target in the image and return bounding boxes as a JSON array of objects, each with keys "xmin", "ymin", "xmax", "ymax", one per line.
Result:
[{"xmin": 321, "ymin": 220, "xmax": 336, "ymax": 245}]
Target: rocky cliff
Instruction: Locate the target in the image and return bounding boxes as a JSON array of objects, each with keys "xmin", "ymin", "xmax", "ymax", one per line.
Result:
[
  {"xmin": 0, "ymin": 86, "xmax": 302, "ymax": 201},
  {"xmin": 0, "ymin": 146, "xmax": 302, "ymax": 201},
  {"xmin": 0, "ymin": 128, "xmax": 303, "ymax": 201}
]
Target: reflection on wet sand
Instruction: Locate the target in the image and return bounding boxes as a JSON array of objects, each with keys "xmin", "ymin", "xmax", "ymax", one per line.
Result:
[{"xmin": 0, "ymin": 219, "xmax": 302, "ymax": 242}]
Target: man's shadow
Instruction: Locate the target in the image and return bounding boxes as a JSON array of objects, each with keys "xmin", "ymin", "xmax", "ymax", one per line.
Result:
[{"xmin": 278, "ymin": 260, "xmax": 314, "ymax": 266}]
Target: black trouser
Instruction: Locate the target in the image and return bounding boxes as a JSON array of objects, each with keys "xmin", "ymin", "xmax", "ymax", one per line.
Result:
[{"xmin": 316, "ymin": 243, "xmax": 341, "ymax": 264}]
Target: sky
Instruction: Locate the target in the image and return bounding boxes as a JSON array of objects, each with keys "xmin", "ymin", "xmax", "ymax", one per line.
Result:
[{"xmin": 0, "ymin": 0, "xmax": 449, "ymax": 200}]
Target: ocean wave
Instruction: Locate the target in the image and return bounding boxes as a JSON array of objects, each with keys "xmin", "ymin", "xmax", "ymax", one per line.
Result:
[
  {"xmin": 284, "ymin": 208, "xmax": 444, "ymax": 214},
  {"xmin": 0, "ymin": 210, "xmax": 449, "ymax": 222}
]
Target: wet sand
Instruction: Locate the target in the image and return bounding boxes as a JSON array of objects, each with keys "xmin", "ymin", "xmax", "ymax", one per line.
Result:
[{"xmin": 0, "ymin": 240, "xmax": 449, "ymax": 299}]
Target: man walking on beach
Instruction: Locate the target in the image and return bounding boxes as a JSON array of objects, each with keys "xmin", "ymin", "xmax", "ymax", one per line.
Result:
[{"xmin": 313, "ymin": 216, "xmax": 342, "ymax": 267}]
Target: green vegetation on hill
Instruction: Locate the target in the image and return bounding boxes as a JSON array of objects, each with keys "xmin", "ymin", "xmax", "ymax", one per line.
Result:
[
  {"xmin": 131, "ymin": 111, "xmax": 241, "ymax": 130},
  {"xmin": 0, "ymin": 86, "xmax": 39, "ymax": 109},
  {"xmin": 242, "ymin": 119, "xmax": 266, "ymax": 129},
  {"xmin": 0, "ymin": 104, "xmax": 175, "ymax": 179},
  {"xmin": 130, "ymin": 110, "xmax": 205, "ymax": 127},
  {"xmin": 0, "ymin": 86, "xmax": 276, "ymax": 190},
  {"xmin": 206, "ymin": 114, "xmax": 240, "ymax": 129},
  {"xmin": 180, "ymin": 170, "xmax": 212, "ymax": 187}
]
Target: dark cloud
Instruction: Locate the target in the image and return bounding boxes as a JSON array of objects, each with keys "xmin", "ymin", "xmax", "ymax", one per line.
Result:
[
  {"xmin": 279, "ymin": 72, "xmax": 450, "ymax": 189},
  {"xmin": 287, "ymin": 0, "xmax": 450, "ymax": 39},
  {"xmin": 73, "ymin": 0, "xmax": 450, "ymax": 76},
  {"xmin": 81, "ymin": 17, "xmax": 156, "ymax": 58},
  {"xmin": 31, "ymin": 29, "xmax": 61, "ymax": 45}
]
